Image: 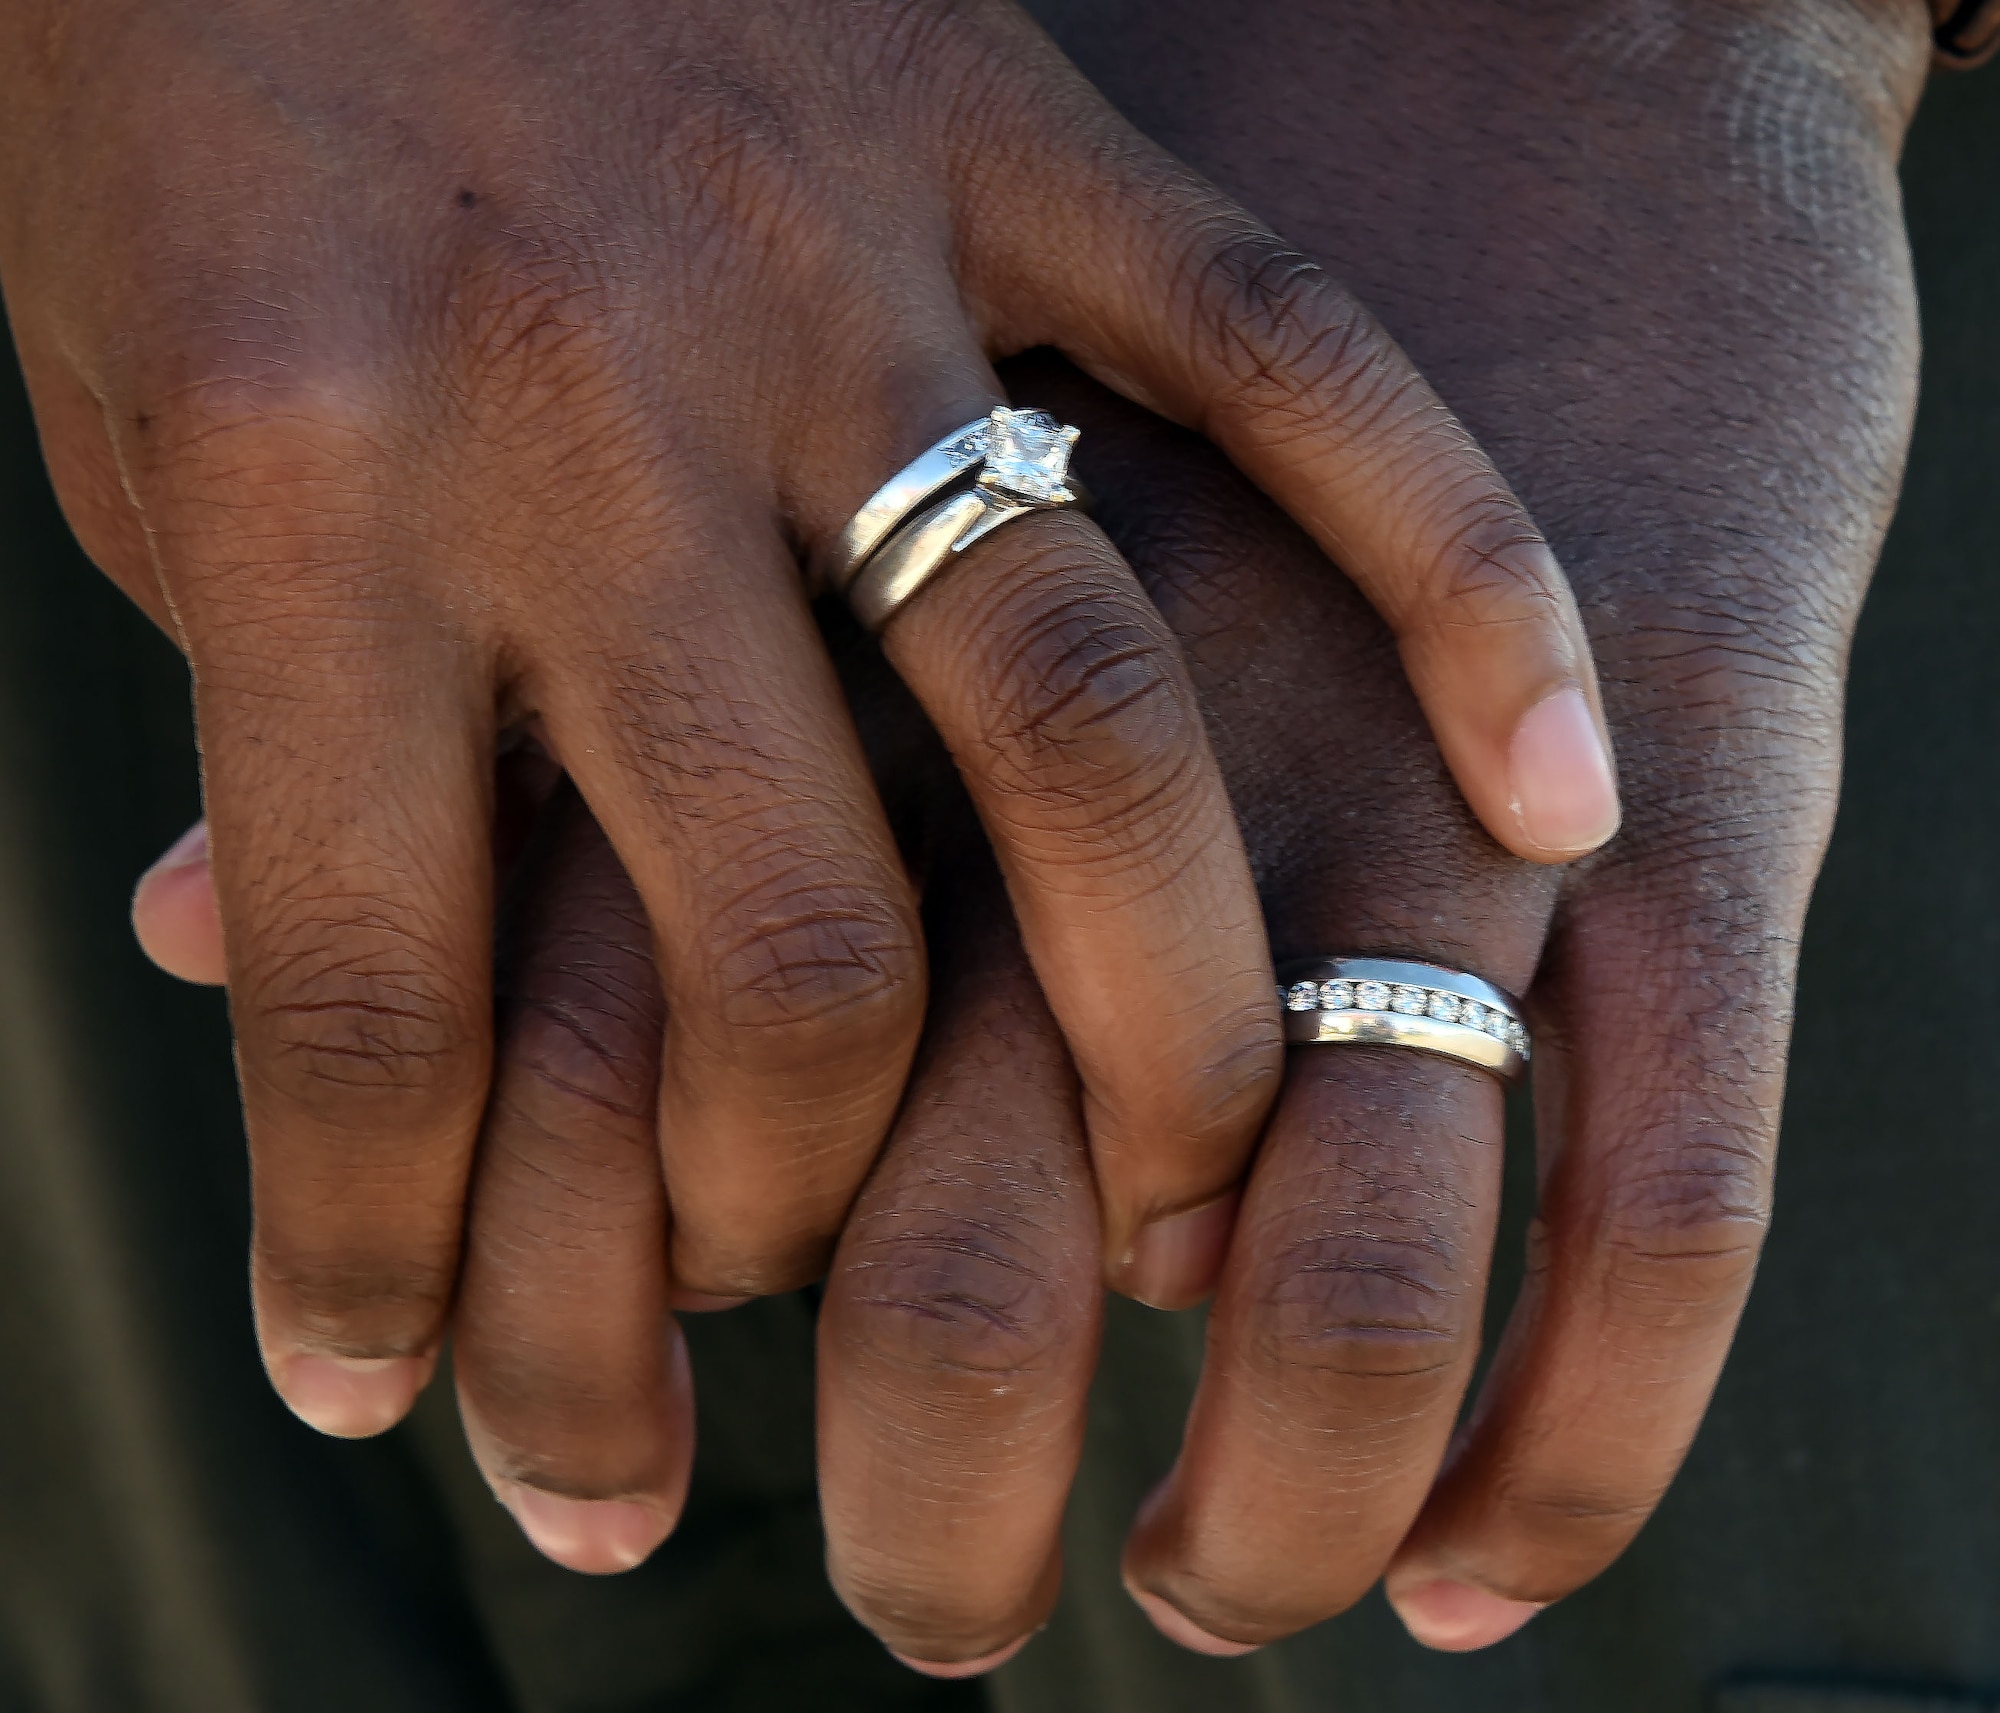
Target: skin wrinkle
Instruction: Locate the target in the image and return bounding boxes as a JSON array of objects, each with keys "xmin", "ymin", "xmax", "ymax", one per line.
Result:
[
  {"xmin": 811, "ymin": 812, "xmax": 1099, "ymax": 1653},
  {"xmin": 502, "ymin": 998, "xmax": 660, "ymax": 1125},
  {"xmin": 250, "ymin": 985, "xmax": 482, "ymax": 1107},
  {"xmin": 1187, "ymin": 236, "xmax": 1369, "ymax": 412},
  {"xmin": 842, "ymin": 1256, "xmax": 1075, "ymax": 1382},
  {"xmin": 483, "ymin": 1138, "xmax": 654, "ymax": 1235},
  {"xmin": 951, "ymin": 569, "xmax": 1197, "ymax": 794}
]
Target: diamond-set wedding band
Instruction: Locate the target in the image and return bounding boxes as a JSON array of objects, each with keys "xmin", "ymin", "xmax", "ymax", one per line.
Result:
[
  {"xmin": 830, "ymin": 407, "xmax": 1088, "ymax": 633},
  {"xmin": 1278, "ymin": 957, "xmax": 1531, "ymax": 1082}
]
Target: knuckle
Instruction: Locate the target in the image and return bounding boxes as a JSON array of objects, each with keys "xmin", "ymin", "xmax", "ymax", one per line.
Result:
[
  {"xmin": 495, "ymin": 980, "xmax": 663, "ymax": 1134},
  {"xmin": 1408, "ymin": 494, "xmax": 1566, "ymax": 639},
  {"xmin": 1502, "ymin": 1480, "xmax": 1662, "ymax": 1534},
  {"xmin": 256, "ymin": 1245, "xmax": 450, "ymax": 1354},
  {"xmin": 1590, "ymin": 1130, "xmax": 1773, "ymax": 1318},
  {"xmin": 241, "ymin": 933, "xmax": 485, "ymax": 1133},
  {"xmin": 133, "ymin": 301, "xmax": 377, "ymax": 466},
  {"xmin": 1593, "ymin": 635, "xmax": 1847, "ymax": 851},
  {"xmin": 1485, "ymin": 1476, "xmax": 1665, "ymax": 1588},
  {"xmin": 961, "ymin": 562, "xmax": 1206, "ymax": 851},
  {"xmin": 835, "ymin": 1213, "xmax": 1081, "ymax": 1386},
  {"xmin": 1185, "ymin": 221, "xmax": 1369, "ymax": 402},
  {"xmin": 259, "ymin": 992, "xmax": 476, "ymax": 1118},
  {"xmin": 672, "ymin": 1235, "xmax": 828, "ymax": 1304},
  {"xmin": 127, "ymin": 335, "xmax": 395, "ymax": 604},
  {"xmin": 1126, "ymin": 1002, "xmax": 1284, "ymax": 1154},
  {"xmin": 446, "ymin": 217, "xmax": 627, "ymax": 400},
  {"xmin": 1242, "ymin": 1211, "xmax": 1473, "ymax": 1387},
  {"xmin": 144, "ymin": 363, "xmax": 383, "ymax": 526},
  {"xmin": 690, "ymin": 861, "xmax": 923, "ymax": 1073}
]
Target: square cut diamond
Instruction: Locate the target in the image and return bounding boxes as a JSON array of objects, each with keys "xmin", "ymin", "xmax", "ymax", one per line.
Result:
[{"xmin": 982, "ymin": 407, "xmax": 1079, "ymax": 502}]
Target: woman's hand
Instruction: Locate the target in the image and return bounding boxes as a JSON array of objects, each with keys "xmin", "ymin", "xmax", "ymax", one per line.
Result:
[{"xmin": 21, "ymin": 0, "xmax": 1620, "ymax": 1435}]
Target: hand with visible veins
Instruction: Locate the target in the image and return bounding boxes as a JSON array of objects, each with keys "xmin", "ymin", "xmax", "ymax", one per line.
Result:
[
  {"xmin": 8, "ymin": 0, "xmax": 1622, "ymax": 1442},
  {"xmin": 128, "ymin": 0, "xmax": 1932, "ymax": 1669}
]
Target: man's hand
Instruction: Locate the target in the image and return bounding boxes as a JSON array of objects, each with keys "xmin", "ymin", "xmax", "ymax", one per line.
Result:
[
  {"xmin": 1036, "ymin": 0, "xmax": 1932, "ymax": 1653},
  {"xmin": 14, "ymin": 0, "xmax": 1621, "ymax": 1437}
]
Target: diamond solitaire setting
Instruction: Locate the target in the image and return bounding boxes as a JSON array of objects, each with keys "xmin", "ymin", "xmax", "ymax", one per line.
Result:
[{"xmin": 979, "ymin": 407, "xmax": 1080, "ymax": 504}]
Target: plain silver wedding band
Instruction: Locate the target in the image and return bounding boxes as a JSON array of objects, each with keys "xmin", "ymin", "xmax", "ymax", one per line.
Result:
[
  {"xmin": 844, "ymin": 483, "xmax": 1082, "ymax": 633},
  {"xmin": 812, "ymin": 417, "xmax": 993, "ymax": 596}
]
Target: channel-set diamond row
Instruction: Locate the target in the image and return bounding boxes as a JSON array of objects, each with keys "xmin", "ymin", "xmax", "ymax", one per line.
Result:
[{"xmin": 1281, "ymin": 978, "xmax": 1530, "ymax": 1059}]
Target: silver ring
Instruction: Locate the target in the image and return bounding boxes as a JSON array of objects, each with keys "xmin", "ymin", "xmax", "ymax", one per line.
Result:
[
  {"xmin": 842, "ymin": 407, "xmax": 1086, "ymax": 632},
  {"xmin": 815, "ymin": 416, "xmax": 992, "ymax": 595},
  {"xmin": 1277, "ymin": 957, "xmax": 1531, "ymax": 1082}
]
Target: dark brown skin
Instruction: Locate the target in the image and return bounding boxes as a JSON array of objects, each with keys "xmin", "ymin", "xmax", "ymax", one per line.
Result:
[
  {"xmin": 388, "ymin": 0, "xmax": 1934, "ymax": 1666},
  {"xmin": 119, "ymin": 0, "xmax": 1933, "ymax": 1672},
  {"xmin": 1042, "ymin": 0, "xmax": 1932, "ymax": 1659},
  {"xmin": 2, "ymin": 0, "xmax": 1622, "ymax": 1440}
]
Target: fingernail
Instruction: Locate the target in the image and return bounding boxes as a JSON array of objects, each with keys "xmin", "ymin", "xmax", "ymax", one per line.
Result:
[
  {"xmin": 1391, "ymin": 1579, "xmax": 1544, "ymax": 1651},
  {"xmin": 148, "ymin": 820, "xmax": 211, "ymax": 874},
  {"xmin": 274, "ymin": 1354, "xmax": 430, "ymax": 1438},
  {"xmin": 1126, "ymin": 1586, "xmax": 1261, "ymax": 1658},
  {"xmin": 1507, "ymin": 687, "xmax": 1619, "ymax": 856},
  {"xmin": 131, "ymin": 822, "xmax": 229, "ymax": 985},
  {"xmin": 664, "ymin": 1287, "xmax": 754, "ymax": 1313},
  {"xmin": 498, "ymin": 1484, "xmax": 674, "ymax": 1575},
  {"xmin": 1116, "ymin": 1193, "xmax": 1238, "ymax": 1310},
  {"xmin": 889, "ymin": 1636, "xmax": 1031, "ymax": 1678}
]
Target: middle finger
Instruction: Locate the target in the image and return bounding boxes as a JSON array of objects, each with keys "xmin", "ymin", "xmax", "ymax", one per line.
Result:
[
  {"xmin": 817, "ymin": 802, "xmax": 1102, "ymax": 1673},
  {"xmin": 452, "ymin": 781, "xmax": 691, "ymax": 1573}
]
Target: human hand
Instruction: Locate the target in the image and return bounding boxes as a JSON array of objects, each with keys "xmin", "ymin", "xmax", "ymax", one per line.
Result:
[
  {"xmin": 403, "ymin": 0, "xmax": 1937, "ymax": 1654},
  {"xmin": 117, "ymin": 0, "xmax": 1926, "ymax": 1653},
  {"xmin": 19, "ymin": 0, "xmax": 1620, "ymax": 1436},
  {"xmin": 1022, "ymin": 0, "xmax": 1936, "ymax": 1656},
  {"xmin": 136, "ymin": 609, "xmax": 1089, "ymax": 1593}
]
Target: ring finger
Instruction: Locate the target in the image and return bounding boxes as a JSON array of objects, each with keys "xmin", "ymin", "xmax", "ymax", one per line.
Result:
[{"xmin": 1026, "ymin": 367, "xmax": 1556, "ymax": 1647}]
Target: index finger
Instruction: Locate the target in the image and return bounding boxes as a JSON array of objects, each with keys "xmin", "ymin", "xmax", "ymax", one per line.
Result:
[{"xmin": 973, "ymin": 125, "xmax": 1621, "ymax": 863}]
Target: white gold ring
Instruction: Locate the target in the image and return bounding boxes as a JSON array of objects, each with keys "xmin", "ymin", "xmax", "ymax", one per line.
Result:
[
  {"xmin": 842, "ymin": 406, "xmax": 1086, "ymax": 632},
  {"xmin": 815, "ymin": 417, "xmax": 993, "ymax": 596},
  {"xmin": 1278, "ymin": 956, "xmax": 1531, "ymax": 1082}
]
